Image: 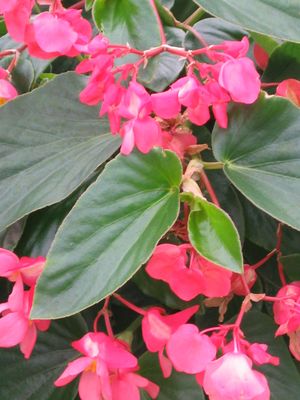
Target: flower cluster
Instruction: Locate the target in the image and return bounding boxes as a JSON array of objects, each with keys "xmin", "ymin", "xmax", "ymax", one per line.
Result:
[{"xmin": 0, "ymin": 248, "xmax": 50, "ymax": 358}]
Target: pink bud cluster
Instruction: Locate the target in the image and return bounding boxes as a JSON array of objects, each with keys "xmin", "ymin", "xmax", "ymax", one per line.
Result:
[{"xmin": 0, "ymin": 248, "xmax": 50, "ymax": 358}]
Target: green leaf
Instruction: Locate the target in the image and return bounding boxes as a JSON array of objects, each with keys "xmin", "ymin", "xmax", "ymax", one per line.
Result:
[
  {"xmin": 280, "ymin": 254, "xmax": 300, "ymax": 282},
  {"xmin": 139, "ymin": 352, "xmax": 205, "ymax": 400},
  {"xmin": 85, "ymin": 0, "xmax": 94, "ymax": 11},
  {"xmin": 240, "ymin": 310, "xmax": 300, "ymax": 399},
  {"xmin": 194, "ymin": 0, "xmax": 300, "ymax": 43},
  {"xmin": 92, "ymin": 0, "xmax": 161, "ymax": 50},
  {"xmin": 263, "ymin": 42, "xmax": 300, "ymax": 84},
  {"xmin": 138, "ymin": 27, "xmax": 185, "ymax": 92},
  {"xmin": 31, "ymin": 149, "xmax": 182, "ymax": 319},
  {"xmin": 185, "ymin": 17, "xmax": 248, "ymax": 50},
  {"xmin": 0, "ymin": 315, "xmax": 87, "ymax": 400},
  {"xmin": 188, "ymin": 198, "xmax": 243, "ymax": 273},
  {"xmin": 213, "ymin": 93, "xmax": 300, "ymax": 231},
  {"xmin": 0, "ymin": 72, "xmax": 120, "ymax": 233}
]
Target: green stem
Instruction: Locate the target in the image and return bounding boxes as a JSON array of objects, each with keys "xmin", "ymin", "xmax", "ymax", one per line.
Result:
[
  {"xmin": 202, "ymin": 161, "xmax": 224, "ymax": 170},
  {"xmin": 184, "ymin": 7, "xmax": 205, "ymax": 26}
]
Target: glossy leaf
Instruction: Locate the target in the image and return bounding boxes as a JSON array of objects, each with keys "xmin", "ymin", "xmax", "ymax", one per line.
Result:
[
  {"xmin": 31, "ymin": 149, "xmax": 182, "ymax": 319},
  {"xmin": 263, "ymin": 42, "xmax": 300, "ymax": 84},
  {"xmin": 92, "ymin": 0, "xmax": 161, "ymax": 50},
  {"xmin": 280, "ymin": 254, "xmax": 300, "ymax": 282},
  {"xmin": 138, "ymin": 27, "xmax": 185, "ymax": 92},
  {"xmin": 185, "ymin": 17, "xmax": 248, "ymax": 50},
  {"xmin": 0, "ymin": 72, "xmax": 120, "ymax": 233},
  {"xmin": 240, "ymin": 310, "xmax": 300, "ymax": 399},
  {"xmin": 194, "ymin": 0, "xmax": 300, "ymax": 43},
  {"xmin": 0, "ymin": 315, "xmax": 87, "ymax": 400},
  {"xmin": 188, "ymin": 198, "xmax": 243, "ymax": 273},
  {"xmin": 139, "ymin": 352, "xmax": 205, "ymax": 400},
  {"xmin": 213, "ymin": 93, "xmax": 300, "ymax": 231}
]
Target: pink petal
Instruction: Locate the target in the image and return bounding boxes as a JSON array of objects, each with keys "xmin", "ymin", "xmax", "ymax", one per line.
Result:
[
  {"xmin": 212, "ymin": 103, "xmax": 228, "ymax": 129},
  {"xmin": 219, "ymin": 58, "xmax": 261, "ymax": 104},
  {"xmin": 169, "ymin": 268, "xmax": 204, "ymax": 301},
  {"xmin": 151, "ymin": 89, "xmax": 181, "ymax": 119},
  {"xmin": 54, "ymin": 357, "xmax": 92, "ymax": 387},
  {"xmin": 133, "ymin": 117, "xmax": 161, "ymax": 154},
  {"xmin": 142, "ymin": 308, "xmax": 172, "ymax": 352},
  {"xmin": 0, "ymin": 0, "xmax": 18, "ymax": 13},
  {"xmin": 4, "ymin": 1, "xmax": 33, "ymax": 42},
  {"xmin": 0, "ymin": 248, "xmax": 20, "ymax": 278},
  {"xmin": 19, "ymin": 256, "xmax": 46, "ymax": 286},
  {"xmin": 158, "ymin": 349, "xmax": 172, "ymax": 378},
  {"xmin": 35, "ymin": 319, "xmax": 51, "ymax": 331},
  {"xmin": 166, "ymin": 324, "xmax": 216, "ymax": 374},
  {"xmin": 8, "ymin": 276, "xmax": 24, "ymax": 312},
  {"xmin": 101, "ymin": 338, "xmax": 138, "ymax": 370},
  {"xmin": 20, "ymin": 323, "xmax": 37, "ymax": 359},
  {"xmin": 253, "ymin": 43, "xmax": 269, "ymax": 71},
  {"xmin": 164, "ymin": 305, "xmax": 199, "ymax": 331},
  {"xmin": 32, "ymin": 12, "xmax": 77, "ymax": 54},
  {"xmin": 120, "ymin": 120, "xmax": 135, "ymax": 155},
  {"xmin": 111, "ymin": 375, "xmax": 140, "ymax": 400},
  {"xmin": 276, "ymin": 79, "xmax": 300, "ymax": 107},
  {"xmin": 78, "ymin": 371, "xmax": 103, "ymax": 400},
  {"xmin": 0, "ymin": 312, "xmax": 28, "ymax": 347},
  {"xmin": 200, "ymin": 261, "xmax": 232, "ymax": 298},
  {"xmin": 188, "ymin": 103, "xmax": 210, "ymax": 126}
]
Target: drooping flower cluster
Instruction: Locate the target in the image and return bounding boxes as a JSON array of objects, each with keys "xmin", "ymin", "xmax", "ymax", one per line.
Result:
[
  {"xmin": 0, "ymin": 248, "xmax": 50, "ymax": 358},
  {"xmin": 55, "ymin": 332, "xmax": 159, "ymax": 400}
]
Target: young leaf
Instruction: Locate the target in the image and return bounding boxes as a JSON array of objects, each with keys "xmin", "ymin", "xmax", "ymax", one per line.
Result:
[
  {"xmin": 0, "ymin": 315, "xmax": 87, "ymax": 400},
  {"xmin": 194, "ymin": 0, "xmax": 300, "ymax": 43},
  {"xmin": 0, "ymin": 72, "xmax": 120, "ymax": 233},
  {"xmin": 139, "ymin": 352, "xmax": 205, "ymax": 400},
  {"xmin": 92, "ymin": 0, "xmax": 161, "ymax": 50},
  {"xmin": 31, "ymin": 149, "xmax": 182, "ymax": 319},
  {"xmin": 213, "ymin": 93, "xmax": 300, "ymax": 231},
  {"xmin": 188, "ymin": 198, "xmax": 243, "ymax": 273}
]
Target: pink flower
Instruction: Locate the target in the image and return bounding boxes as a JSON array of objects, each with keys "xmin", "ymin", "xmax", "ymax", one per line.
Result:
[
  {"xmin": 0, "ymin": 68, "xmax": 18, "ymax": 105},
  {"xmin": 0, "ymin": 247, "xmax": 46, "ymax": 286},
  {"xmin": 141, "ymin": 306, "xmax": 199, "ymax": 377},
  {"xmin": 55, "ymin": 332, "xmax": 158, "ymax": 400},
  {"xmin": 276, "ymin": 79, "xmax": 300, "ymax": 107},
  {"xmin": 118, "ymin": 81, "xmax": 161, "ymax": 155},
  {"xmin": 25, "ymin": 9, "xmax": 92, "ymax": 59},
  {"xmin": 151, "ymin": 89, "xmax": 181, "ymax": 119},
  {"xmin": 159, "ymin": 131, "xmax": 197, "ymax": 159},
  {"xmin": 202, "ymin": 352, "xmax": 270, "ymax": 400},
  {"xmin": 219, "ymin": 57, "xmax": 261, "ymax": 104},
  {"xmin": 273, "ymin": 282, "xmax": 300, "ymax": 336},
  {"xmin": 166, "ymin": 324, "xmax": 217, "ymax": 374},
  {"xmin": 0, "ymin": 0, "xmax": 34, "ymax": 42},
  {"xmin": 146, "ymin": 244, "xmax": 232, "ymax": 301},
  {"xmin": 0, "ymin": 277, "xmax": 50, "ymax": 358}
]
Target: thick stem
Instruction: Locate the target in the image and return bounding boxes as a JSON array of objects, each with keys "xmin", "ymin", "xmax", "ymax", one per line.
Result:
[
  {"xmin": 184, "ymin": 7, "xmax": 205, "ymax": 26},
  {"xmin": 149, "ymin": 0, "xmax": 167, "ymax": 45},
  {"xmin": 202, "ymin": 161, "xmax": 224, "ymax": 170}
]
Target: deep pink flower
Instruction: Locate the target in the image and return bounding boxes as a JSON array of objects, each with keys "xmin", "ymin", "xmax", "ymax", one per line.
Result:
[
  {"xmin": 141, "ymin": 306, "xmax": 199, "ymax": 377},
  {"xmin": 25, "ymin": 9, "xmax": 92, "ymax": 59},
  {"xmin": 0, "ymin": 0, "xmax": 34, "ymax": 42},
  {"xmin": 219, "ymin": 57, "xmax": 261, "ymax": 104},
  {"xmin": 55, "ymin": 332, "xmax": 158, "ymax": 400},
  {"xmin": 276, "ymin": 79, "xmax": 300, "ymax": 107},
  {"xmin": 202, "ymin": 352, "xmax": 270, "ymax": 400},
  {"xmin": 146, "ymin": 244, "xmax": 232, "ymax": 301},
  {"xmin": 273, "ymin": 282, "xmax": 300, "ymax": 336},
  {"xmin": 118, "ymin": 81, "xmax": 161, "ymax": 155},
  {"xmin": 0, "ymin": 247, "xmax": 46, "ymax": 286},
  {"xmin": 151, "ymin": 89, "xmax": 181, "ymax": 119},
  {"xmin": 166, "ymin": 324, "xmax": 217, "ymax": 374},
  {"xmin": 0, "ymin": 277, "xmax": 50, "ymax": 358}
]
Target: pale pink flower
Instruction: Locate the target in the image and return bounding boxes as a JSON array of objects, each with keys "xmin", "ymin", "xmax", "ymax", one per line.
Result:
[
  {"xmin": 0, "ymin": 277, "xmax": 50, "ymax": 358},
  {"xmin": 219, "ymin": 57, "xmax": 261, "ymax": 104},
  {"xmin": 25, "ymin": 9, "xmax": 92, "ymax": 59},
  {"xmin": 141, "ymin": 306, "xmax": 199, "ymax": 377},
  {"xmin": 202, "ymin": 352, "xmax": 270, "ymax": 400}
]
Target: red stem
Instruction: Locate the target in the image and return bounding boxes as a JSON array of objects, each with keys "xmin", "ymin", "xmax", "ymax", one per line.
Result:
[
  {"xmin": 93, "ymin": 297, "xmax": 114, "ymax": 337},
  {"xmin": 113, "ymin": 293, "xmax": 146, "ymax": 316},
  {"xmin": 70, "ymin": 0, "xmax": 85, "ymax": 9},
  {"xmin": 149, "ymin": 0, "xmax": 167, "ymax": 45},
  {"xmin": 261, "ymin": 82, "xmax": 280, "ymax": 88},
  {"xmin": 251, "ymin": 249, "xmax": 277, "ymax": 270},
  {"xmin": 200, "ymin": 171, "xmax": 220, "ymax": 207}
]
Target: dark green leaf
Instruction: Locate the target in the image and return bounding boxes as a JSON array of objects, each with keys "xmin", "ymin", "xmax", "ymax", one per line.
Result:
[
  {"xmin": 263, "ymin": 42, "xmax": 300, "ymax": 84},
  {"xmin": 194, "ymin": 0, "xmax": 300, "ymax": 43},
  {"xmin": 171, "ymin": 0, "xmax": 198, "ymax": 22},
  {"xmin": 0, "ymin": 315, "xmax": 87, "ymax": 400},
  {"xmin": 185, "ymin": 17, "xmax": 248, "ymax": 50},
  {"xmin": 240, "ymin": 310, "xmax": 300, "ymax": 399},
  {"xmin": 0, "ymin": 72, "xmax": 120, "ymax": 232},
  {"xmin": 32, "ymin": 149, "xmax": 181, "ymax": 319},
  {"xmin": 139, "ymin": 352, "xmax": 204, "ymax": 400},
  {"xmin": 213, "ymin": 93, "xmax": 300, "ymax": 231},
  {"xmin": 280, "ymin": 254, "xmax": 300, "ymax": 282},
  {"xmin": 92, "ymin": 0, "xmax": 161, "ymax": 50},
  {"xmin": 0, "ymin": 219, "xmax": 27, "ymax": 251},
  {"xmin": 11, "ymin": 56, "xmax": 35, "ymax": 94},
  {"xmin": 138, "ymin": 27, "xmax": 185, "ymax": 92},
  {"xmin": 188, "ymin": 198, "xmax": 243, "ymax": 273}
]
